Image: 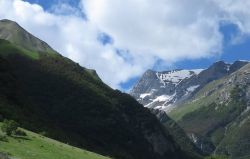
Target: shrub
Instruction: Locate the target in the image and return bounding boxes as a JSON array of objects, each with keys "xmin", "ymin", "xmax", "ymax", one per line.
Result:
[
  {"xmin": 0, "ymin": 133, "xmax": 8, "ymax": 142},
  {"xmin": 14, "ymin": 129, "xmax": 27, "ymax": 136},
  {"xmin": 1, "ymin": 120, "xmax": 19, "ymax": 136}
]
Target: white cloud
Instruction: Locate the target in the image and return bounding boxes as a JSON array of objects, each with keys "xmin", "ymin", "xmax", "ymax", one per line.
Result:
[
  {"xmin": 49, "ymin": 3, "xmax": 83, "ymax": 16},
  {"xmin": 1, "ymin": 0, "xmax": 250, "ymax": 90},
  {"xmin": 0, "ymin": 0, "xmax": 146, "ymax": 89},
  {"xmin": 83, "ymin": 0, "xmax": 224, "ymax": 61}
]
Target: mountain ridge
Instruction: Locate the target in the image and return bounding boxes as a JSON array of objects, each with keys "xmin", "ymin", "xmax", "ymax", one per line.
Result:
[
  {"xmin": 0, "ymin": 19, "xmax": 56, "ymax": 53},
  {"xmin": 130, "ymin": 60, "xmax": 249, "ymax": 112},
  {"xmin": 0, "ymin": 19, "xmax": 102, "ymax": 82}
]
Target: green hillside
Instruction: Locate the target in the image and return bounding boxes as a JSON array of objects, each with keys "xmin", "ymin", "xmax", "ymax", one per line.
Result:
[
  {"xmin": 0, "ymin": 39, "xmax": 39, "ymax": 59},
  {"xmin": 0, "ymin": 19, "xmax": 194, "ymax": 159},
  {"xmin": 0, "ymin": 123, "xmax": 110, "ymax": 159},
  {"xmin": 168, "ymin": 77, "xmax": 232, "ymax": 121}
]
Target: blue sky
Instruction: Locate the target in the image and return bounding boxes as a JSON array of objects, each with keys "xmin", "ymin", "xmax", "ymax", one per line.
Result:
[
  {"xmin": 19, "ymin": 0, "xmax": 250, "ymax": 90},
  {"xmin": 25, "ymin": 0, "xmax": 80, "ymax": 9}
]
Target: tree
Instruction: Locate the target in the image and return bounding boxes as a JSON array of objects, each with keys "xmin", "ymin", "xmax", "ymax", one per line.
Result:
[{"xmin": 1, "ymin": 120, "xmax": 19, "ymax": 136}]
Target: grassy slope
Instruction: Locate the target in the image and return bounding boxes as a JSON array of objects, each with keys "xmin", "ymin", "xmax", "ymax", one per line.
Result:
[
  {"xmin": 215, "ymin": 111, "xmax": 250, "ymax": 158},
  {"xmin": 0, "ymin": 125, "xmax": 110, "ymax": 159},
  {"xmin": 0, "ymin": 39, "xmax": 39, "ymax": 59},
  {"xmin": 0, "ymin": 39, "xmax": 191, "ymax": 159},
  {"xmin": 169, "ymin": 77, "xmax": 233, "ymax": 121}
]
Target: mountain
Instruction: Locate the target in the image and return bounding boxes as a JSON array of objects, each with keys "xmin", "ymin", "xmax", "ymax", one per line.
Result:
[
  {"xmin": 130, "ymin": 60, "xmax": 250, "ymax": 158},
  {"xmin": 169, "ymin": 63, "xmax": 250, "ymax": 158},
  {"xmin": 0, "ymin": 19, "xmax": 100, "ymax": 80},
  {"xmin": 130, "ymin": 61, "xmax": 250, "ymax": 159},
  {"xmin": 0, "ymin": 19, "xmax": 55, "ymax": 53},
  {"xmin": 130, "ymin": 61, "xmax": 249, "ymax": 112},
  {"xmin": 130, "ymin": 69, "xmax": 203, "ymax": 111},
  {"xmin": 0, "ymin": 19, "xmax": 195, "ymax": 159}
]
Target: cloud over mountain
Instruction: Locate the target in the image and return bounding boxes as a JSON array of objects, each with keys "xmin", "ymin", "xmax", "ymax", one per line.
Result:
[{"xmin": 1, "ymin": 0, "xmax": 250, "ymax": 89}]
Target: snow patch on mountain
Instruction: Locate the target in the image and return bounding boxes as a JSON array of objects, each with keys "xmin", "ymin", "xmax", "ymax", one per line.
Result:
[
  {"xmin": 187, "ymin": 85, "xmax": 200, "ymax": 92},
  {"xmin": 156, "ymin": 69, "xmax": 203, "ymax": 87},
  {"xmin": 153, "ymin": 94, "xmax": 174, "ymax": 102},
  {"xmin": 140, "ymin": 93, "xmax": 151, "ymax": 99},
  {"xmin": 144, "ymin": 93, "xmax": 176, "ymax": 110},
  {"xmin": 135, "ymin": 69, "xmax": 204, "ymax": 110}
]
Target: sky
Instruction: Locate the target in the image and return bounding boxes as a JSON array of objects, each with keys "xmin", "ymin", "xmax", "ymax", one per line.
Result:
[{"xmin": 0, "ymin": 0, "xmax": 250, "ymax": 91}]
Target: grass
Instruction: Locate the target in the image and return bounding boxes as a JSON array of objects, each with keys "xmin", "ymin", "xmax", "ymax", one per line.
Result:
[
  {"xmin": 0, "ymin": 125, "xmax": 111, "ymax": 159},
  {"xmin": 0, "ymin": 39, "xmax": 39, "ymax": 60}
]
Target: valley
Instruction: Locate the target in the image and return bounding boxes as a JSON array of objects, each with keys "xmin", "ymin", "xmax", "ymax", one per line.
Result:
[{"xmin": 0, "ymin": 16, "xmax": 249, "ymax": 159}]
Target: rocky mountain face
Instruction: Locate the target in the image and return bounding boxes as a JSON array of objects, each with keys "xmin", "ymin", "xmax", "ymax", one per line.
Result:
[
  {"xmin": 130, "ymin": 61, "xmax": 249, "ymax": 112},
  {"xmin": 0, "ymin": 19, "xmax": 196, "ymax": 159},
  {"xmin": 130, "ymin": 69, "xmax": 203, "ymax": 111}
]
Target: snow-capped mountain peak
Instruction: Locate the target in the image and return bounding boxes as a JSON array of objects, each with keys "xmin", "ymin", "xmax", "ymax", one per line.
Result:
[{"xmin": 130, "ymin": 61, "xmax": 249, "ymax": 112}]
